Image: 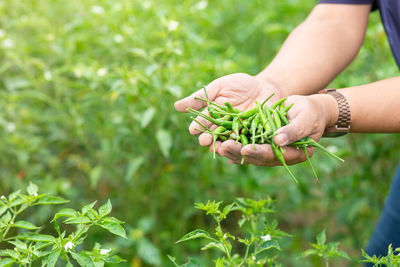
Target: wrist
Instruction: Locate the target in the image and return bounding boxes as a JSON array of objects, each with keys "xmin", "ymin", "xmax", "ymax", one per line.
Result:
[{"xmin": 311, "ymin": 94, "xmax": 339, "ymax": 128}]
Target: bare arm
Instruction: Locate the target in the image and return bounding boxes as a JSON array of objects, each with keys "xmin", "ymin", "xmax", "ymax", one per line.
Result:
[{"xmin": 258, "ymin": 4, "xmax": 371, "ymax": 96}]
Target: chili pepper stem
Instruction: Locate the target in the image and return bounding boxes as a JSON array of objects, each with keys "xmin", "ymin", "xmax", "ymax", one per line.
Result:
[
  {"xmin": 302, "ymin": 146, "xmax": 318, "ymax": 180},
  {"xmin": 241, "ymin": 155, "xmax": 245, "ymax": 165}
]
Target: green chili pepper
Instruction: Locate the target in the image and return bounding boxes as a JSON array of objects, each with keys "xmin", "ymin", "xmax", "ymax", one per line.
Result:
[
  {"xmin": 212, "ymin": 126, "xmax": 227, "ymax": 159},
  {"xmin": 232, "ymin": 117, "xmax": 241, "ymax": 137},
  {"xmin": 240, "ymin": 134, "xmax": 249, "ymax": 165},
  {"xmin": 270, "ymin": 97, "xmax": 287, "ymax": 110},
  {"xmin": 264, "ymin": 107, "xmax": 276, "ymax": 133},
  {"xmin": 277, "ymin": 110, "xmax": 289, "ymax": 125},
  {"xmin": 187, "ymin": 108, "xmax": 233, "ymax": 129},
  {"xmin": 272, "ymin": 109, "xmax": 282, "ymax": 129}
]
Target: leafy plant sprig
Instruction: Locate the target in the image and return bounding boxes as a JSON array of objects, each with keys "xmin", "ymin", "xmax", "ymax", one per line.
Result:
[
  {"xmin": 361, "ymin": 244, "xmax": 400, "ymax": 266},
  {"xmin": 170, "ymin": 197, "xmax": 290, "ymax": 267},
  {"xmin": 0, "ymin": 182, "xmax": 126, "ymax": 267},
  {"xmin": 302, "ymin": 229, "xmax": 350, "ymax": 267}
]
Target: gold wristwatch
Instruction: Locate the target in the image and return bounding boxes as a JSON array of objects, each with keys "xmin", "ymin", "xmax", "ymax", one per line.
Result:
[{"xmin": 319, "ymin": 89, "xmax": 351, "ymax": 137}]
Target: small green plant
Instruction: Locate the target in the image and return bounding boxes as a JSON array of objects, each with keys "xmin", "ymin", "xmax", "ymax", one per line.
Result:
[
  {"xmin": 302, "ymin": 229, "xmax": 350, "ymax": 267},
  {"xmin": 0, "ymin": 182, "xmax": 126, "ymax": 266},
  {"xmin": 361, "ymin": 244, "xmax": 400, "ymax": 266},
  {"xmin": 170, "ymin": 197, "xmax": 290, "ymax": 267}
]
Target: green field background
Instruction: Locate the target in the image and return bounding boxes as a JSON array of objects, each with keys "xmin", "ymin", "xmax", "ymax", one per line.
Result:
[{"xmin": 0, "ymin": 0, "xmax": 399, "ymax": 266}]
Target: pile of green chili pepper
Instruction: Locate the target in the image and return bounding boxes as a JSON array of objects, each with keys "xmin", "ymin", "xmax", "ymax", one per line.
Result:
[{"xmin": 186, "ymin": 89, "xmax": 344, "ymax": 183}]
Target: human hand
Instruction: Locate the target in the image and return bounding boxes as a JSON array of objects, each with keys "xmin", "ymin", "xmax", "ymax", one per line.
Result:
[{"xmin": 174, "ymin": 72, "xmax": 285, "ymax": 149}]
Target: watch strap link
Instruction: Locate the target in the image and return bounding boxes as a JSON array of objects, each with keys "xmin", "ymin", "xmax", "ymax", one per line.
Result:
[{"xmin": 319, "ymin": 89, "xmax": 351, "ymax": 137}]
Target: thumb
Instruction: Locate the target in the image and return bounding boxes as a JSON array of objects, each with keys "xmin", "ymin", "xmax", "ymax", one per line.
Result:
[
  {"xmin": 174, "ymin": 80, "xmax": 219, "ymax": 112},
  {"xmin": 273, "ymin": 113, "xmax": 312, "ymax": 146}
]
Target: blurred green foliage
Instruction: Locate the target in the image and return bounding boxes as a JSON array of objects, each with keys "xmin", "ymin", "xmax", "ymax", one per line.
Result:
[{"xmin": 0, "ymin": 0, "xmax": 398, "ymax": 266}]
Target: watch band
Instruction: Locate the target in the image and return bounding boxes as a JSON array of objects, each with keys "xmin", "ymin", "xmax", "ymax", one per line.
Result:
[{"xmin": 319, "ymin": 89, "xmax": 351, "ymax": 137}]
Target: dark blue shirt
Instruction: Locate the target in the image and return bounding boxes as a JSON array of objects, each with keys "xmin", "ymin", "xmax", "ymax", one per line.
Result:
[{"xmin": 319, "ymin": 0, "xmax": 400, "ymax": 68}]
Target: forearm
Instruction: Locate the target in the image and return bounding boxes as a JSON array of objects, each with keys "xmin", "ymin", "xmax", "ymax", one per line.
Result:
[
  {"xmin": 338, "ymin": 77, "xmax": 400, "ymax": 133},
  {"xmin": 257, "ymin": 4, "xmax": 370, "ymax": 96}
]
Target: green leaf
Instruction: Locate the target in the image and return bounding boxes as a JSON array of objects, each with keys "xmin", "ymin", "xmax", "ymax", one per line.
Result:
[
  {"xmin": 53, "ymin": 208, "xmax": 78, "ymax": 221},
  {"xmin": 125, "ymin": 157, "xmax": 144, "ymax": 182},
  {"xmin": 156, "ymin": 129, "xmax": 172, "ymax": 158},
  {"xmin": 103, "ymin": 217, "xmax": 124, "ymax": 224},
  {"xmin": 26, "ymin": 182, "xmax": 38, "ymax": 196},
  {"xmin": 104, "ymin": 255, "xmax": 126, "ymax": 264},
  {"xmin": 257, "ymin": 240, "xmax": 281, "ymax": 254},
  {"xmin": 43, "ymin": 250, "xmax": 60, "ymax": 267},
  {"xmin": 89, "ymin": 166, "xmax": 102, "ymax": 189},
  {"xmin": 140, "ymin": 107, "xmax": 155, "ymax": 128},
  {"xmin": 16, "ymin": 232, "xmax": 55, "ymax": 242},
  {"xmin": 8, "ymin": 190, "xmax": 21, "ymax": 202},
  {"xmin": 0, "ymin": 249, "xmax": 19, "ymax": 259},
  {"xmin": 338, "ymin": 250, "xmax": 351, "ymax": 260},
  {"xmin": 317, "ymin": 229, "xmax": 326, "ymax": 246},
  {"xmin": 8, "ymin": 198, "xmax": 24, "ymax": 208},
  {"xmin": 64, "ymin": 216, "xmax": 91, "ymax": 224},
  {"xmin": 35, "ymin": 195, "xmax": 69, "ymax": 205},
  {"xmin": 70, "ymin": 252, "xmax": 95, "ymax": 267},
  {"xmin": 0, "ymin": 212, "xmax": 12, "ymax": 225},
  {"xmin": 98, "ymin": 199, "xmax": 112, "ymax": 217},
  {"xmin": 82, "ymin": 201, "xmax": 97, "ymax": 214},
  {"xmin": 12, "ymin": 220, "xmax": 40, "ymax": 230},
  {"xmin": 176, "ymin": 229, "xmax": 216, "ymax": 243},
  {"xmin": 201, "ymin": 241, "xmax": 225, "ymax": 253},
  {"xmin": 0, "ymin": 204, "xmax": 7, "ymax": 217},
  {"xmin": 100, "ymin": 221, "xmax": 127, "ymax": 238},
  {"xmin": 7, "ymin": 240, "xmax": 27, "ymax": 250},
  {"xmin": 0, "ymin": 258, "xmax": 14, "ymax": 267},
  {"xmin": 137, "ymin": 238, "xmax": 161, "ymax": 266}
]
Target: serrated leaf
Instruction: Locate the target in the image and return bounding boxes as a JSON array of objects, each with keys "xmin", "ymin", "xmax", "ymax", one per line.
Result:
[
  {"xmin": 257, "ymin": 240, "xmax": 281, "ymax": 254},
  {"xmin": 100, "ymin": 221, "xmax": 127, "ymax": 238},
  {"xmin": 53, "ymin": 208, "xmax": 78, "ymax": 221},
  {"xmin": 317, "ymin": 229, "xmax": 326, "ymax": 245},
  {"xmin": 12, "ymin": 220, "xmax": 40, "ymax": 230},
  {"xmin": 137, "ymin": 238, "xmax": 161, "ymax": 266},
  {"xmin": 43, "ymin": 250, "xmax": 60, "ymax": 267},
  {"xmin": 176, "ymin": 229, "xmax": 215, "ymax": 243},
  {"xmin": 140, "ymin": 107, "xmax": 155, "ymax": 128},
  {"xmin": 70, "ymin": 252, "xmax": 95, "ymax": 267},
  {"xmin": 0, "ymin": 212, "xmax": 12, "ymax": 225},
  {"xmin": 35, "ymin": 196, "xmax": 68, "ymax": 205},
  {"xmin": 26, "ymin": 182, "xmax": 38, "ymax": 196},
  {"xmin": 98, "ymin": 199, "xmax": 112, "ymax": 217},
  {"xmin": 156, "ymin": 129, "xmax": 172, "ymax": 158}
]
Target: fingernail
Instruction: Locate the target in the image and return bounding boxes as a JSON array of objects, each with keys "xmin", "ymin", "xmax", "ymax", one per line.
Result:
[{"xmin": 275, "ymin": 133, "xmax": 288, "ymax": 146}]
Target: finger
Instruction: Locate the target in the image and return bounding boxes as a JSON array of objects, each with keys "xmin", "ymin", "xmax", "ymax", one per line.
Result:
[
  {"xmin": 273, "ymin": 112, "xmax": 313, "ymax": 146},
  {"xmin": 199, "ymin": 125, "xmax": 218, "ymax": 147},
  {"xmin": 209, "ymin": 140, "xmax": 222, "ymax": 153},
  {"xmin": 174, "ymin": 80, "xmax": 220, "ymax": 112},
  {"xmin": 218, "ymin": 140, "xmax": 242, "ymax": 162},
  {"xmin": 285, "ymin": 146, "xmax": 315, "ymax": 165},
  {"xmin": 241, "ymin": 144, "xmax": 280, "ymax": 166},
  {"xmin": 189, "ymin": 109, "xmax": 214, "ymax": 135}
]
